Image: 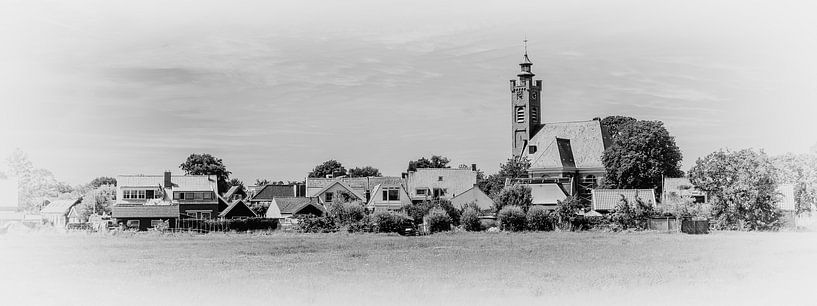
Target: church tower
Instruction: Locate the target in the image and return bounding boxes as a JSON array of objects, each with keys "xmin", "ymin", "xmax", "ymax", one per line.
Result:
[{"xmin": 510, "ymin": 43, "xmax": 542, "ymax": 158}]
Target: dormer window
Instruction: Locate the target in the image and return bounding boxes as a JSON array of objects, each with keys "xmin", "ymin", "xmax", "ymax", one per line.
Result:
[{"xmin": 529, "ymin": 145, "xmax": 537, "ymax": 154}]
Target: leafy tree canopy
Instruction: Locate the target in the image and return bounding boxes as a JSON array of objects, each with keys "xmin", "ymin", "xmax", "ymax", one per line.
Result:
[
  {"xmin": 6, "ymin": 149, "xmax": 73, "ymax": 212},
  {"xmin": 601, "ymin": 118, "xmax": 683, "ymax": 196},
  {"xmin": 348, "ymin": 166, "xmax": 382, "ymax": 177},
  {"xmin": 689, "ymin": 149, "xmax": 781, "ymax": 230},
  {"xmin": 495, "ymin": 183, "xmax": 533, "ymax": 212},
  {"xmin": 407, "ymin": 155, "xmax": 450, "ymax": 172},
  {"xmin": 255, "ymin": 178, "xmax": 272, "ymax": 186},
  {"xmin": 88, "ymin": 176, "xmax": 117, "ymax": 188},
  {"xmin": 600, "ymin": 115, "xmax": 637, "ymax": 140},
  {"xmin": 228, "ymin": 178, "xmax": 245, "ymax": 193},
  {"xmin": 477, "ymin": 156, "xmax": 530, "ymax": 199},
  {"xmin": 308, "ymin": 160, "xmax": 347, "ymax": 178},
  {"xmin": 771, "ymin": 152, "xmax": 817, "ymax": 214},
  {"xmin": 179, "ymin": 153, "xmax": 232, "ymax": 192}
]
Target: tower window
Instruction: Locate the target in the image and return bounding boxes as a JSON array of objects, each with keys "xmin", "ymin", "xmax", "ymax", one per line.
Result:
[
  {"xmin": 529, "ymin": 145, "xmax": 537, "ymax": 154},
  {"xmin": 516, "ymin": 106, "xmax": 525, "ymax": 123},
  {"xmin": 531, "ymin": 108, "xmax": 538, "ymax": 122}
]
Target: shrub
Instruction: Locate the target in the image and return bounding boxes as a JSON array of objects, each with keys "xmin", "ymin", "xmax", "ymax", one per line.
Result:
[
  {"xmin": 425, "ymin": 207, "xmax": 452, "ymax": 233},
  {"xmin": 431, "ymin": 199, "xmax": 461, "ymax": 226},
  {"xmin": 495, "ymin": 184, "xmax": 533, "ymax": 212},
  {"xmin": 480, "ymin": 218, "xmax": 498, "ymax": 230},
  {"xmin": 372, "ymin": 211, "xmax": 410, "ymax": 233},
  {"xmin": 296, "ymin": 216, "xmax": 338, "ymax": 233},
  {"xmin": 498, "ymin": 205, "xmax": 526, "ymax": 232},
  {"xmin": 526, "ymin": 206, "xmax": 553, "ymax": 231},
  {"xmin": 328, "ymin": 201, "xmax": 367, "ymax": 226},
  {"xmin": 461, "ymin": 207, "xmax": 482, "ymax": 231},
  {"xmin": 401, "ymin": 201, "xmax": 434, "ymax": 225}
]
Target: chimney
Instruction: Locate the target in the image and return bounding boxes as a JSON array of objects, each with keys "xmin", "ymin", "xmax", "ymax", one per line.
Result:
[
  {"xmin": 164, "ymin": 171, "xmax": 172, "ymax": 189},
  {"xmin": 401, "ymin": 172, "xmax": 407, "ymax": 179},
  {"xmin": 471, "ymin": 164, "xmax": 477, "ymax": 171}
]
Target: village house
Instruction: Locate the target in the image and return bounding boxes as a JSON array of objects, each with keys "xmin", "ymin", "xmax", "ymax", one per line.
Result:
[
  {"xmin": 449, "ymin": 185, "xmax": 495, "ymax": 211},
  {"xmin": 509, "ymin": 50, "xmax": 611, "ymax": 205},
  {"xmin": 404, "ymin": 166, "xmax": 478, "ymax": 203},
  {"xmin": 112, "ymin": 172, "xmax": 219, "ymax": 230},
  {"xmin": 366, "ymin": 178, "xmax": 412, "ymax": 212},
  {"xmin": 591, "ymin": 189, "xmax": 656, "ymax": 213},
  {"xmin": 217, "ymin": 198, "xmax": 257, "ymax": 219},
  {"xmin": 266, "ymin": 197, "xmax": 325, "ymax": 222},
  {"xmin": 40, "ymin": 198, "xmax": 83, "ymax": 227},
  {"xmin": 248, "ymin": 184, "xmax": 303, "ymax": 207}
]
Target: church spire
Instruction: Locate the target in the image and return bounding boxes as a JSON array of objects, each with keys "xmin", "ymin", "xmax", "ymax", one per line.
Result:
[{"xmin": 518, "ymin": 39, "xmax": 534, "ymax": 79}]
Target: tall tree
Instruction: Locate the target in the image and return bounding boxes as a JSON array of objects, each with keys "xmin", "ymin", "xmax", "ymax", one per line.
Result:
[
  {"xmin": 77, "ymin": 185, "xmax": 117, "ymax": 219},
  {"xmin": 600, "ymin": 115, "xmax": 637, "ymax": 140},
  {"xmin": 477, "ymin": 156, "xmax": 530, "ymax": 199},
  {"xmin": 88, "ymin": 176, "xmax": 117, "ymax": 188},
  {"xmin": 308, "ymin": 160, "xmax": 347, "ymax": 178},
  {"xmin": 689, "ymin": 149, "xmax": 781, "ymax": 230},
  {"xmin": 771, "ymin": 152, "xmax": 817, "ymax": 214},
  {"xmin": 6, "ymin": 149, "xmax": 72, "ymax": 212},
  {"xmin": 601, "ymin": 119, "xmax": 683, "ymax": 197},
  {"xmin": 179, "ymin": 153, "xmax": 232, "ymax": 193},
  {"xmin": 348, "ymin": 166, "xmax": 382, "ymax": 177},
  {"xmin": 407, "ymin": 155, "xmax": 450, "ymax": 172}
]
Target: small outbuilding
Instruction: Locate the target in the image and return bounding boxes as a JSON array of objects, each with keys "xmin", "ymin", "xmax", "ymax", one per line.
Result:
[
  {"xmin": 218, "ymin": 199, "xmax": 257, "ymax": 219},
  {"xmin": 41, "ymin": 198, "xmax": 83, "ymax": 227},
  {"xmin": 450, "ymin": 186, "xmax": 495, "ymax": 211},
  {"xmin": 270, "ymin": 197, "xmax": 325, "ymax": 219}
]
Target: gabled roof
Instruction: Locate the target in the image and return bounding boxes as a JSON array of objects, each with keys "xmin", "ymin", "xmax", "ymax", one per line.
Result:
[
  {"xmin": 591, "ymin": 189, "xmax": 656, "ymax": 211},
  {"xmin": 218, "ymin": 199, "xmax": 257, "ymax": 218},
  {"xmin": 366, "ymin": 183, "xmax": 412, "ymax": 209},
  {"xmin": 273, "ymin": 197, "xmax": 324, "ymax": 215},
  {"xmin": 528, "ymin": 184, "xmax": 568, "ymax": 205},
  {"xmin": 41, "ymin": 198, "xmax": 81, "ymax": 214},
  {"xmin": 776, "ymin": 184, "xmax": 796, "ymax": 211},
  {"xmin": 450, "ymin": 186, "xmax": 495, "ymax": 210},
  {"xmin": 251, "ymin": 185, "xmax": 296, "ymax": 201},
  {"xmin": 112, "ymin": 205, "xmax": 180, "ymax": 218},
  {"xmin": 527, "ymin": 120, "xmax": 610, "ymax": 171},
  {"xmin": 314, "ymin": 181, "xmax": 365, "ymax": 201},
  {"xmin": 117, "ymin": 175, "xmax": 217, "ymax": 192}
]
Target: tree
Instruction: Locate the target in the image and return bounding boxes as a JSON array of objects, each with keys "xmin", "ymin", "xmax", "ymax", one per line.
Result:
[
  {"xmin": 478, "ymin": 156, "xmax": 530, "ymax": 199},
  {"xmin": 600, "ymin": 115, "xmax": 637, "ymax": 140},
  {"xmin": 689, "ymin": 149, "xmax": 782, "ymax": 231},
  {"xmin": 6, "ymin": 149, "xmax": 72, "ymax": 212},
  {"xmin": 308, "ymin": 160, "xmax": 346, "ymax": 178},
  {"xmin": 255, "ymin": 178, "xmax": 272, "ymax": 186},
  {"xmin": 461, "ymin": 207, "xmax": 482, "ymax": 231},
  {"xmin": 554, "ymin": 195, "xmax": 587, "ymax": 230},
  {"xmin": 348, "ymin": 166, "xmax": 382, "ymax": 177},
  {"xmin": 601, "ymin": 119, "xmax": 683, "ymax": 197},
  {"xmin": 772, "ymin": 152, "xmax": 817, "ymax": 215},
  {"xmin": 179, "ymin": 153, "xmax": 232, "ymax": 192},
  {"xmin": 227, "ymin": 178, "xmax": 245, "ymax": 192},
  {"xmin": 495, "ymin": 183, "xmax": 533, "ymax": 212},
  {"xmin": 88, "ymin": 177, "xmax": 117, "ymax": 188},
  {"xmin": 77, "ymin": 185, "xmax": 117, "ymax": 219},
  {"xmin": 407, "ymin": 155, "xmax": 450, "ymax": 172}
]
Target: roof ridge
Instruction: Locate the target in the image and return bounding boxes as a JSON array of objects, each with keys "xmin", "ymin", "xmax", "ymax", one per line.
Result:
[{"xmin": 543, "ymin": 119, "xmax": 599, "ymax": 125}]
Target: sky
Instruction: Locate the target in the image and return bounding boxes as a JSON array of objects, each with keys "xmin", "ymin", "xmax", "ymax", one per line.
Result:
[{"xmin": 1, "ymin": 0, "xmax": 816, "ymax": 185}]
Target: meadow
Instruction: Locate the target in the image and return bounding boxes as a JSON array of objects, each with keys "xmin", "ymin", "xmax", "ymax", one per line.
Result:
[{"xmin": 1, "ymin": 230, "xmax": 816, "ymax": 305}]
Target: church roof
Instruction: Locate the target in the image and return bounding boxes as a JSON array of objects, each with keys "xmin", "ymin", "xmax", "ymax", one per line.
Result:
[{"xmin": 527, "ymin": 120, "xmax": 610, "ymax": 171}]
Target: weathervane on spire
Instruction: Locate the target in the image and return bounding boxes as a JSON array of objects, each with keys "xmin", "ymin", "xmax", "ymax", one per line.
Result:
[{"xmin": 523, "ymin": 36, "xmax": 528, "ymax": 56}]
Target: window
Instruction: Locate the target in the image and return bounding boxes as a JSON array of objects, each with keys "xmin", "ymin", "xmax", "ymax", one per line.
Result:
[
  {"xmin": 529, "ymin": 145, "xmax": 537, "ymax": 154},
  {"xmin": 201, "ymin": 212, "xmax": 211, "ymax": 219},
  {"xmin": 416, "ymin": 188, "xmax": 427, "ymax": 196},
  {"xmin": 438, "ymin": 176, "xmax": 443, "ymax": 181},
  {"xmin": 325, "ymin": 192, "xmax": 333, "ymax": 202},
  {"xmin": 175, "ymin": 192, "xmax": 183, "ymax": 200},
  {"xmin": 531, "ymin": 107, "xmax": 538, "ymax": 122},
  {"xmin": 123, "ymin": 189, "xmax": 147, "ymax": 200},
  {"xmin": 146, "ymin": 190, "xmax": 155, "ymax": 199},
  {"xmin": 203, "ymin": 192, "xmax": 213, "ymax": 200},
  {"xmin": 381, "ymin": 188, "xmax": 400, "ymax": 201},
  {"xmin": 185, "ymin": 192, "xmax": 194, "ymax": 200},
  {"xmin": 150, "ymin": 220, "xmax": 163, "ymax": 228},
  {"xmin": 433, "ymin": 188, "xmax": 447, "ymax": 198},
  {"xmin": 516, "ymin": 106, "xmax": 525, "ymax": 123},
  {"xmin": 126, "ymin": 220, "xmax": 140, "ymax": 228},
  {"xmin": 194, "ymin": 192, "xmax": 204, "ymax": 200}
]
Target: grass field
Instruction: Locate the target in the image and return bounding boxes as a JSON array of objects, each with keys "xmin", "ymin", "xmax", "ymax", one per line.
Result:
[{"xmin": 1, "ymin": 230, "xmax": 816, "ymax": 305}]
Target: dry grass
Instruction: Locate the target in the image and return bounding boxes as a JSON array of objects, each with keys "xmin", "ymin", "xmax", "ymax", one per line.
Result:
[{"xmin": 1, "ymin": 230, "xmax": 816, "ymax": 305}]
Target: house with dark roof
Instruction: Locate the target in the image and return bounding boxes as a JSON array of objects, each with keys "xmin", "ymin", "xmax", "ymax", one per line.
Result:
[
  {"xmin": 218, "ymin": 198, "xmax": 257, "ymax": 219},
  {"xmin": 249, "ymin": 184, "xmax": 302, "ymax": 205},
  {"xmin": 41, "ymin": 198, "xmax": 83, "ymax": 227},
  {"xmin": 591, "ymin": 189, "xmax": 656, "ymax": 212},
  {"xmin": 268, "ymin": 197, "xmax": 325, "ymax": 219},
  {"xmin": 115, "ymin": 172, "xmax": 219, "ymax": 219},
  {"xmin": 307, "ymin": 176, "xmax": 406, "ymax": 203},
  {"xmin": 509, "ymin": 51, "xmax": 611, "ymax": 204}
]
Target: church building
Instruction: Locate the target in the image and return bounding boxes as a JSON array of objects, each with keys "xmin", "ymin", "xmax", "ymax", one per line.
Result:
[{"xmin": 510, "ymin": 49, "xmax": 612, "ymax": 205}]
